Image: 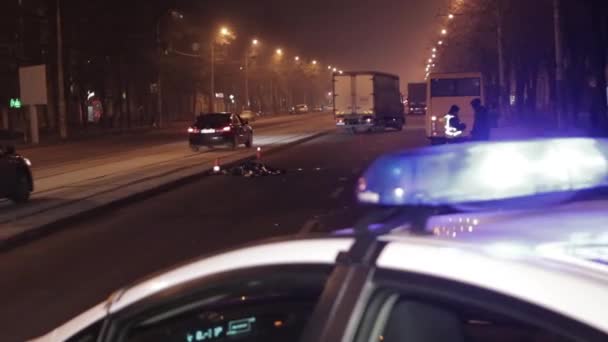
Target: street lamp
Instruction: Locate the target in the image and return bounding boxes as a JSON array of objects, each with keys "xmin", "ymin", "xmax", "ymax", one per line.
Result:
[
  {"xmin": 448, "ymin": 13, "xmax": 454, "ymax": 19},
  {"xmin": 276, "ymin": 48, "xmax": 283, "ymax": 56},
  {"xmin": 432, "ymin": 54, "xmax": 436, "ymax": 58},
  {"xmin": 312, "ymin": 60, "xmax": 317, "ymax": 65},
  {"xmin": 327, "ymin": 65, "xmax": 332, "ymax": 70},
  {"xmin": 441, "ymin": 29, "xmax": 447, "ymax": 35},
  {"xmin": 332, "ymin": 67, "xmax": 337, "ymax": 72},
  {"xmin": 432, "ymin": 47, "xmax": 437, "ymax": 52},
  {"xmin": 438, "ymin": 40, "xmax": 444, "ymax": 45},
  {"xmin": 156, "ymin": 9, "xmax": 184, "ymax": 128},
  {"xmin": 338, "ymin": 70, "xmax": 343, "ymax": 74},
  {"xmin": 211, "ymin": 26, "xmax": 234, "ymax": 112},
  {"xmin": 245, "ymin": 39, "xmax": 260, "ymax": 110},
  {"xmin": 428, "ymin": 58, "xmax": 433, "ymax": 63}
]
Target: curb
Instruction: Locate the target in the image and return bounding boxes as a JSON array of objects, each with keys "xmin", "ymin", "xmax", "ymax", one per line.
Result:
[{"xmin": 0, "ymin": 130, "xmax": 331, "ymax": 252}]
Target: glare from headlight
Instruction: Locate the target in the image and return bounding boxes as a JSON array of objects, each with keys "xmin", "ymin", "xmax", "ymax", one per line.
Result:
[{"xmin": 24, "ymin": 158, "xmax": 32, "ymax": 166}]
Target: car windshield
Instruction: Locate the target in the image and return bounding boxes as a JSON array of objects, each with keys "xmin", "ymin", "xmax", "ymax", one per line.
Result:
[
  {"xmin": 3, "ymin": 1, "xmax": 608, "ymax": 341},
  {"xmin": 196, "ymin": 114, "xmax": 231, "ymax": 128}
]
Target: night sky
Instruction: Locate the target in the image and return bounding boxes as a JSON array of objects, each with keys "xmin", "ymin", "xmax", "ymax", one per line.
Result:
[{"xmin": 180, "ymin": 0, "xmax": 447, "ymax": 87}]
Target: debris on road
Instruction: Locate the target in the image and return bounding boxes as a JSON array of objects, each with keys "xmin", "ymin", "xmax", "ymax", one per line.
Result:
[{"xmin": 211, "ymin": 160, "xmax": 286, "ymax": 177}]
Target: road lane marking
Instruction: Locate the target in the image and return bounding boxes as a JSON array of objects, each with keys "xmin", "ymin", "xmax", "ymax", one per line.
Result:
[{"xmin": 298, "ymin": 218, "xmax": 321, "ymax": 235}]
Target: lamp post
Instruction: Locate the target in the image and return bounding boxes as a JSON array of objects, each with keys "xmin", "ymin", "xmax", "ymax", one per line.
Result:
[
  {"xmin": 210, "ymin": 26, "xmax": 233, "ymax": 112},
  {"xmin": 156, "ymin": 10, "xmax": 183, "ymax": 127},
  {"xmin": 244, "ymin": 39, "xmax": 259, "ymax": 110}
]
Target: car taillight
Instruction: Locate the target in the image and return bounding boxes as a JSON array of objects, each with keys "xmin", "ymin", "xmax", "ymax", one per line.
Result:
[{"xmin": 222, "ymin": 126, "xmax": 231, "ymax": 132}]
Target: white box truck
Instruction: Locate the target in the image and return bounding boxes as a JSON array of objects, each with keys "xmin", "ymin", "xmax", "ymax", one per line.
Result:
[{"xmin": 333, "ymin": 71, "xmax": 405, "ymax": 132}]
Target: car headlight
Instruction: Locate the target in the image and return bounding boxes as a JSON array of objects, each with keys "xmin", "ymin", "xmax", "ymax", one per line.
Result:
[{"xmin": 24, "ymin": 158, "xmax": 32, "ymax": 166}]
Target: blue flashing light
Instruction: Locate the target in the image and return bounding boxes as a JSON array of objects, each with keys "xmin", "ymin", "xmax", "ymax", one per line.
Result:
[{"xmin": 357, "ymin": 138, "xmax": 608, "ymax": 207}]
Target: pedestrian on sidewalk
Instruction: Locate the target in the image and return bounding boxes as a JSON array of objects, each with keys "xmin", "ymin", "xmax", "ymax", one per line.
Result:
[{"xmin": 470, "ymin": 98, "xmax": 491, "ymax": 141}]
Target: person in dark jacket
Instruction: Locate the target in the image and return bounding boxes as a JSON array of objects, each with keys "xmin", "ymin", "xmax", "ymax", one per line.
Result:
[{"xmin": 470, "ymin": 98, "xmax": 491, "ymax": 141}]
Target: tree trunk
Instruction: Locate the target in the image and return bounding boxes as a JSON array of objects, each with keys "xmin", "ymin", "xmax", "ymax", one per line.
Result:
[{"xmin": 590, "ymin": 4, "xmax": 608, "ymax": 135}]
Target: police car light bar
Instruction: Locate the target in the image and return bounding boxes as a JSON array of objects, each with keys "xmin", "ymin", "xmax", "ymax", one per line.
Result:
[{"xmin": 357, "ymin": 138, "xmax": 608, "ymax": 207}]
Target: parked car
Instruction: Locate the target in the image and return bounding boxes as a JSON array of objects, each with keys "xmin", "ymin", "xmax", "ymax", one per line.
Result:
[
  {"xmin": 295, "ymin": 104, "xmax": 309, "ymax": 114},
  {"xmin": 31, "ymin": 138, "xmax": 608, "ymax": 342},
  {"xmin": 188, "ymin": 113, "xmax": 253, "ymax": 151},
  {"xmin": 0, "ymin": 143, "xmax": 33, "ymax": 203}
]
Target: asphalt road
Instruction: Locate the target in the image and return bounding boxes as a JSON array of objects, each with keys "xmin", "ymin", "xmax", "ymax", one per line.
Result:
[{"xmin": 0, "ymin": 117, "xmax": 426, "ymax": 341}]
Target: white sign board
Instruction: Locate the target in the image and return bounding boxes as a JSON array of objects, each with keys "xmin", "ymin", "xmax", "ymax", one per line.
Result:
[{"xmin": 19, "ymin": 65, "xmax": 48, "ymax": 105}]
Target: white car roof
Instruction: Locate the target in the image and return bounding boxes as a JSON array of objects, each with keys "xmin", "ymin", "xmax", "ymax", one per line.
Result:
[
  {"xmin": 378, "ymin": 199, "xmax": 608, "ymax": 333},
  {"xmin": 426, "ymin": 199, "xmax": 608, "ymax": 276}
]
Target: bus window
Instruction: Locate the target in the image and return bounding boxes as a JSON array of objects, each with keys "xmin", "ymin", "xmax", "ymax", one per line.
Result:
[
  {"xmin": 456, "ymin": 78, "xmax": 481, "ymax": 97},
  {"xmin": 431, "ymin": 78, "xmax": 481, "ymax": 97}
]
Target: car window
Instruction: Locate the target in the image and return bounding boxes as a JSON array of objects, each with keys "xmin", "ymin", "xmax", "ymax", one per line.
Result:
[
  {"xmin": 66, "ymin": 320, "xmax": 104, "ymax": 342},
  {"xmin": 377, "ymin": 298, "xmax": 572, "ymax": 342},
  {"xmin": 196, "ymin": 114, "xmax": 231, "ymax": 128},
  {"xmin": 107, "ymin": 266, "xmax": 331, "ymax": 342},
  {"xmin": 355, "ymin": 271, "xmax": 607, "ymax": 342}
]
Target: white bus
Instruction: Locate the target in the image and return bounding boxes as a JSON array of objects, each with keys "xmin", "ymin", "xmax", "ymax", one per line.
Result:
[{"xmin": 426, "ymin": 72, "xmax": 484, "ymax": 143}]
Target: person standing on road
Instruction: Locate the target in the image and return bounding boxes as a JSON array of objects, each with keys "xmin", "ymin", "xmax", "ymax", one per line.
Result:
[
  {"xmin": 470, "ymin": 98, "xmax": 491, "ymax": 141},
  {"xmin": 444, "ymin": 105, "xmax": 466, "ymax": 138}
]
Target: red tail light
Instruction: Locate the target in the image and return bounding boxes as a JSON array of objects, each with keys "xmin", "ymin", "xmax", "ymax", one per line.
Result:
[{"xmin": 222, "ymin": 126, "xmax": 231, "ymax": 132}]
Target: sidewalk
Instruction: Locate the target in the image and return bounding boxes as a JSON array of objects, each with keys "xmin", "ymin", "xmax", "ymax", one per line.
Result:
[{"xmin": 0, "ymin": 112, "xmax": 334, "ymax": 246}]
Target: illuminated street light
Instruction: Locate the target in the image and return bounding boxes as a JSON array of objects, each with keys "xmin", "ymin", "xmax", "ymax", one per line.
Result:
[
  {"xmin": 432, "ymin": 54, "xmax": 436, "ymax": 58},
  {"xmin": 448, "ymin": 14, "xmax": 454, "ymax": 19},
  {"xmin": 211, "ymin": 26, "xmax": 234, "ymax": 112},
  {"xmin": 432, "ymin": 47, "xmax": 437, "ymax": 52},
  {"xmin": 428, "ymin": 58, "xmax": 433, "ymax": 63},
  {"xmin": 294, "ymin": 56, "xmax": 300, "ymax": 61},
  {"xmin": 252, "ymin": 39, "xmax": 259, "ymax": 46},
  {"xmin": 328, "ymin": 65, "xmax": 332, "ymax": 70},
  {"xmin": 312, "ymin": 60, "xmax": 318, "ymax": 65},
  {"xmin": 438, "ymin": 40, "xmax": 444, "ymax": 45},
  {"xmin": 441, "ymin": 29, "xmax": 447, "ymax": 35},
  {"xmin": 276, "ymin": 48, "xmax": 283, "ymax": 56},
  {"xmin": 339, "ymin": 70, "xmax": 343, "ymax": 74},
  {"xmin": 333, "ymin": 68, "xmax": 337, "ymax": 72}
]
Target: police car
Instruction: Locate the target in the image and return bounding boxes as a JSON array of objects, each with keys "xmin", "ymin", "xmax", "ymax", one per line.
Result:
[{"xmin": 33, "ymin": 139, "xmax": 608, "ymax": 341}]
